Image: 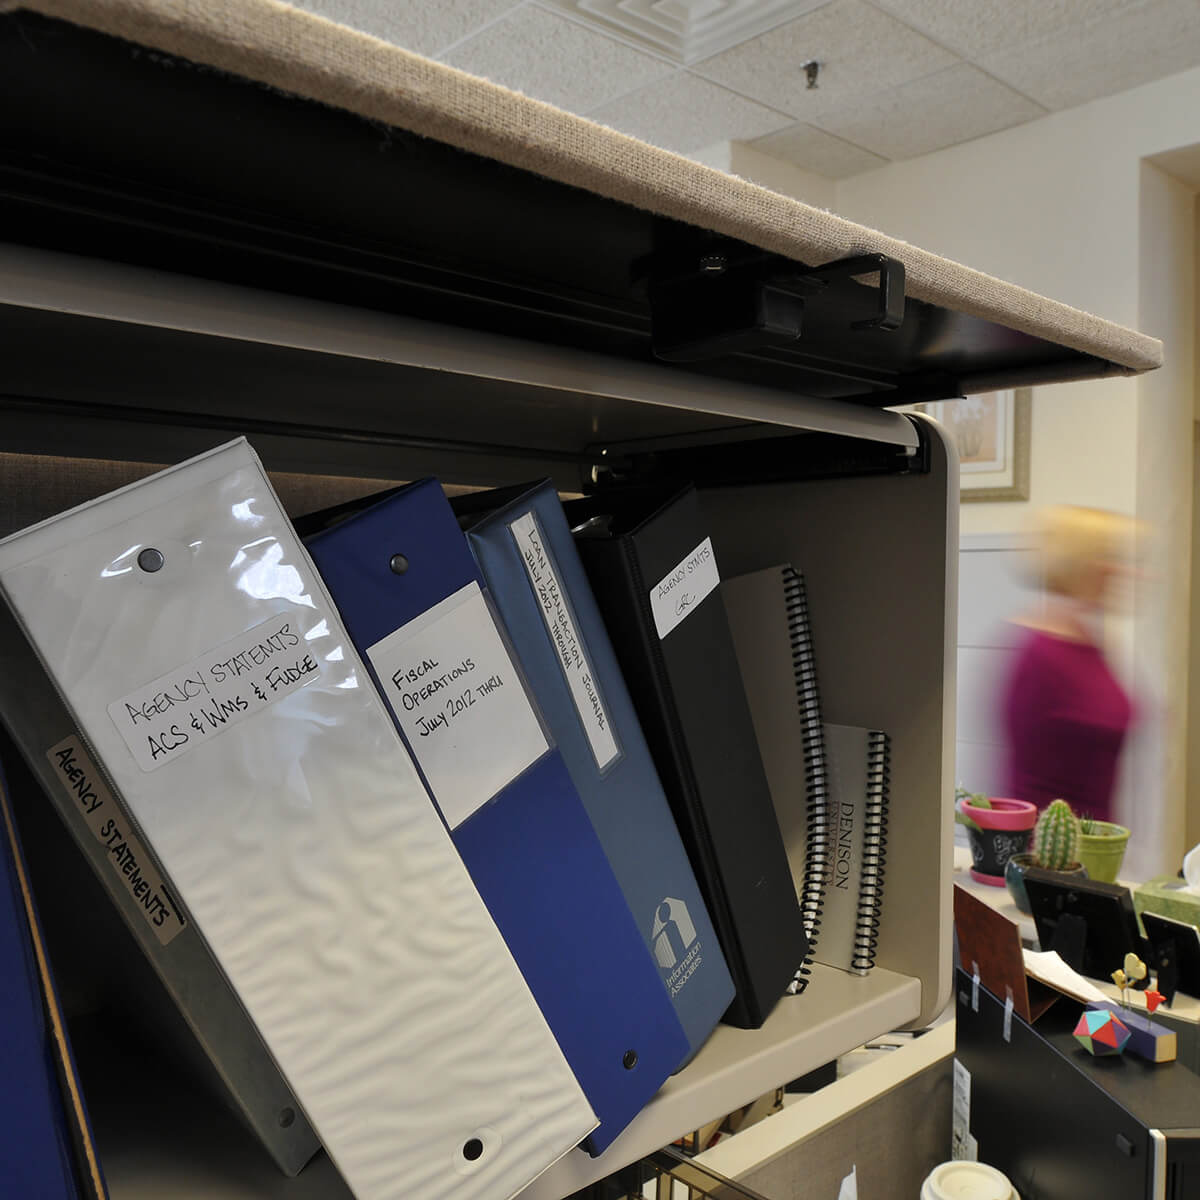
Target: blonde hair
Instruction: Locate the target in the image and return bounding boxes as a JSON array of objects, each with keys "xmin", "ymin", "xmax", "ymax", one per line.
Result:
[{"xmin": 1034, "ymin": 505, "xmax": 1134, "ymax": 600}]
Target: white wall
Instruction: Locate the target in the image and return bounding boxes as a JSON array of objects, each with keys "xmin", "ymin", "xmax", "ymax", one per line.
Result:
[
  {"xmin": 1128, "ymin": 163, "xmax": 1195, "ymax": 878},
  {"xmin": 955, "ymin": 535, "xmax": 1040, "ymax": 803},
  {"xmin": 692, "ymin": 141, "xmax": 837, "ymax": 211},
  {"xmin": 708, "ymin": 64, "xmax": 1200, "ymax": 875}
]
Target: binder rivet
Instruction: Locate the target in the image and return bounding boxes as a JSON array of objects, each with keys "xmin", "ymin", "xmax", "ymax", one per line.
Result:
[
  {"xmin": 462, "ymin": 1138, "xmax": 484, "ymax": 1161},
  {"xmin": 389, "ymin": 553, "xmax": 410, "ymax": 575},
  {"xmin": 278, "ymin": 1107, "xmax": 295, "ymax": 1128},
  {"xmin": 622, "ymin": 1049, "xmax": 638, "ymax": 1070},
  {"xmin": 137, "ymin": 547, "xmax": 165, "ymax": 573}
]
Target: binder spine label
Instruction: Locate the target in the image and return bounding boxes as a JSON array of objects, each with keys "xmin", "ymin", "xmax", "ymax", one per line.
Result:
[
  {"xmin": 648, "ymin": 537, "xmax": 720, "ymax": 640},
  {"xmin": 107, "ymin": 613, "xmax": 322, "ymax": 772},
  {"xmin": 45, "ymin": 735, "xmax": 187, "ymax": 944},
  {"xmin": 366, "ymin": 582, "xmax": 549, "ymax": 830},
  {"xmin": 508, "ymin": 511, "xmax": 619, "ymax": 771}
]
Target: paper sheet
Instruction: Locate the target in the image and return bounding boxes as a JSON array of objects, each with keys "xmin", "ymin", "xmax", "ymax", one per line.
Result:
[{"xmin": 1022, "ymin": 949, "xmax": 1108, "ymax": 1004}]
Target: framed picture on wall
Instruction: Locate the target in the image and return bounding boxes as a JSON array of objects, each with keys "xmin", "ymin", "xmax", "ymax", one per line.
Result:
[{"xmin": 915, "ymin": 388, "xmax": 1031, "ymax": 502}]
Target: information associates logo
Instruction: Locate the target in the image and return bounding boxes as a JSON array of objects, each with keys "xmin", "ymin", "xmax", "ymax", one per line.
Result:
[
  {"xmin": 651, "ymin": 898, "xmax": 697, "ymax": 969},
  {"xmin": 652, "ymin": 898, "xmax": 704, "ymax": 998}
]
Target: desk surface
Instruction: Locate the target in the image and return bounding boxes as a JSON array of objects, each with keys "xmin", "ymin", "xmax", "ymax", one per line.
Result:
[{"xmin": 951, "ymin": 846, "xmax": 1200, "ymax": 1023}]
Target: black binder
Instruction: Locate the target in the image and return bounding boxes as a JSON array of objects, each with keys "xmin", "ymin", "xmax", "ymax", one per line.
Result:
[{"xmin": 568, "ymin": 485, "xmax": 806, "ymax": 1028}]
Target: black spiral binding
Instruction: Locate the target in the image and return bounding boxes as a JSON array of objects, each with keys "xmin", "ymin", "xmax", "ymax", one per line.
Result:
[
  {"xmin": 781, "ymin": 566, "xmax": 830, "ymax": 996},
  {"xmin": 852, "ymin": 731, "xmax": 890, "ymax": 974}
]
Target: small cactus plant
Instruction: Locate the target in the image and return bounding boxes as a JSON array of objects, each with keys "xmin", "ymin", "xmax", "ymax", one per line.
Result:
[{"xmin": 1033, "ymin": 799, "xmax": 1081, "ymax": 871}]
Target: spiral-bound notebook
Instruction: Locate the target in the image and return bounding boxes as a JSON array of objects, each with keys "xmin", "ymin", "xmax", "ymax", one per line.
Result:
[
  {"xmin": 822, "ymin": 724, "xmax": 890, "ymax": 975},
  {"xmin": 724, "ymin": 566, "xmax": 890, "ymax": 979},
  {"xmin": 723, "ymin": 565, "xmax": 829, "ymax": 991}
]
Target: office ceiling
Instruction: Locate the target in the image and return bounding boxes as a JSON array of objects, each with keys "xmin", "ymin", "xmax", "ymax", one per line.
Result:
[{"xmin": 294, "ymin": 0, "xmax": 1200, "ymax": 179}]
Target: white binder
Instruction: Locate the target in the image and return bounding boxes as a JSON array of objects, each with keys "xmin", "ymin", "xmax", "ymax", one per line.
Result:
[{"xmin": 0, "ymin": 439, "xmax": 596, "ymax": 1200}]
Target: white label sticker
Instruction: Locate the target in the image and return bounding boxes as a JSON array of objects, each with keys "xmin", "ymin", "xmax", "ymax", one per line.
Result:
[
  {"xmin": 649, "ymin": 536, "xmax": 720, "ymax": 640},
  {"xmin": 108, "ymin": 613, "xmax": 322, "ymax": 772},
  {"xmin": 366, "ymin": 582, "xmax": 549, "ymax": 830},
  {"xmin": 508, "ymin": 511, "xmax": 619, "ymax": 772},
  {"xmin": 45, "ymin": 736, "xmax": 187, "ymax": 945},
  {"xmin": 951, "ymin": 1058, "xmax": 973, "ymax": 1160}
]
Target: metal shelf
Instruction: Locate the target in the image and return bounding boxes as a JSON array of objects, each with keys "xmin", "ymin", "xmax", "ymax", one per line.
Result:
[{"xmin": 0, "ymin": 243, "xmax": 919, "ymax": 493}]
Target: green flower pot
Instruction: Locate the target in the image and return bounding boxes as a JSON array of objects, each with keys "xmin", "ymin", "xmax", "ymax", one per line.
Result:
[{"xmin": 1077, "ymin": 822, "xmax": 1130, "ymax": 883}]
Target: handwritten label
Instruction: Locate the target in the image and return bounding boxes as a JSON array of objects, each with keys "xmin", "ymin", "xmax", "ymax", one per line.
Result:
[
  {"xmin": 649, "ymin": 536, "xmax": 720, "ymax": 640},
  {"xmin": 508, "ymin": 511, "xmax": 619, "ymax": 772},
  {"xmin": 107, "ymin": 614, "xmax": 322, "ymax": 772},
  {"xmin": 45, "ymin": 736, "xmax": 187, "ymax": 945},
  {"xmin": 366, "ymin": 582, "xmax": 548, "ymax": 830}
]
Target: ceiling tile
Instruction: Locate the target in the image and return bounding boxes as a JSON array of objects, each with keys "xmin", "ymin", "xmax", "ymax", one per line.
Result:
[
  {"xmin": 288, "ymin": 0, "xmax": 522, "ymax": 58},
  {"xmin": 589, "ymin": 73, "xmax": 792, "ymax": 152},
  {"xmin": 978, "ymin": 0, "xmax": 1200, "ymax": 110},
  {"xmin": 443, "ymin": 7, "xmax": 674, "ymax": 112},
  {"xmin": 692, "ymin": 0, "xmax": 960, "ymax": 120},
  {"xmin": 870, "ymin": 0, "xmax": 1151, "ymax": 59},
  {"xmin": 818, "ymin": 63, "xmax": 1045, "ymax": 159},
  {"xmin": 751, "ymin": 122, "xmax": 888, "ymax": 176},
  {"xmin": 538, "ymin": 0, "xmax": 830, "ymax": 65}
]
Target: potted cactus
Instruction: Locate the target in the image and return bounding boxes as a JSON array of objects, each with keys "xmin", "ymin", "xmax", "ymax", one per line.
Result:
[
  {"xmin": 1005, "ymin": 798, "xmax": 1088, "ymax": 913},
  {"xmin": 957, "ymin": 788, "xmax": 1037, "ymax": 887}
]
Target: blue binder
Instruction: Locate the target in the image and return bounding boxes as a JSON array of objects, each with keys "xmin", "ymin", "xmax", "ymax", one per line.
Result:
[
  {"xmin": 455, "ymin": 482, "xmax": 735, "ymax": 1055},
  {"xmin": 0, "ymin": 754, "xmax": 96, "ymax": 1200},
  {"xmin": 305, "ymin": 479, "xmax": 689, "ymax": 1155}
]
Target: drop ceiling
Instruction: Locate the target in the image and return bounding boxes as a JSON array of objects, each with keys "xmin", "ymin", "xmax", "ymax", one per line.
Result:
[{"xmin": 293, "ymin": 0, "xmax": 1200, "ymax": 179}]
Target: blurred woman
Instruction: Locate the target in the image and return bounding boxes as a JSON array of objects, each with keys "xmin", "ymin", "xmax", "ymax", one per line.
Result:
[{"xmin": 1000, "ymin": 505, "xmax": 1136, "ymax": 823}]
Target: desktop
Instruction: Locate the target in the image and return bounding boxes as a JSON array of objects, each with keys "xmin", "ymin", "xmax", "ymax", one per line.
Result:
[{"xmin": 955, "ymin": 967, "xmax": 1200, "ymax": 1200}]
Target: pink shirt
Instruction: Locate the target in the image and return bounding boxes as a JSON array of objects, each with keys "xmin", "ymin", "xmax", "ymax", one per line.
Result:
[{"xmin": 1001, "ymin": 628, "xmax": 1133, "ymax": 824}]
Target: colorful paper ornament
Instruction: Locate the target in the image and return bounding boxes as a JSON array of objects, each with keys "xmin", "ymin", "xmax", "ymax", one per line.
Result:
[
  {"xmin": 1145, "ymin": 989, "xmax": 1165, "ymax": 1014},
  {"xmin": 1074, "ymin": 1008, "xmax": 1131, "ymax": 1056}
]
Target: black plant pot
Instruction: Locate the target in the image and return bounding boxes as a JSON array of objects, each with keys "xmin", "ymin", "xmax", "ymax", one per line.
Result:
[{"xmin": 962, "ymin": 798, "xmax": 1037, "ymax": 886}]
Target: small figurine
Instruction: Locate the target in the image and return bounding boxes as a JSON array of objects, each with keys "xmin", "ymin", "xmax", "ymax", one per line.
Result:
[
  {"xmin": 1111, "ymin": 952, "xmax": 1149, "ymax": 1010},
  {"xmin": 1088, "ymin": 954, "xmax": 1176, "ymax": 1063},
  {"xmin": 1074, "ymin": 1008, "xmax": 1131, "ymax": 1056}
]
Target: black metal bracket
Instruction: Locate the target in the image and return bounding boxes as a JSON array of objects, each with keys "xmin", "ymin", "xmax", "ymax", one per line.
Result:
[{"xmin": 649, "ymin": 251, "xmax": 905, "ymax": 363}]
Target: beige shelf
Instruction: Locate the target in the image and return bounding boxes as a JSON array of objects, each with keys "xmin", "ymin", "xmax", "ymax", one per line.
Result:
[{"xmin": 517, "ymin": 965, "xmax": 921, "ymax": 1199}]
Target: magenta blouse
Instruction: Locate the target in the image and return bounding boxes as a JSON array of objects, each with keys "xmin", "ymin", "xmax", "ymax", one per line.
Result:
[{"xmin": 1000, "ymin": 628, "xmax": 1133, "ymax": 824}]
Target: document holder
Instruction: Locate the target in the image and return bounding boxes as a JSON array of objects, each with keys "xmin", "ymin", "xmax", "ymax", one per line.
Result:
[
  {"xmin": 0, "ymin": 439, "xmax": 596, "ymax": 1200},
  {"xmin": 455, "ymin": 479, "xmax": 735, "ymax": 1059},
  {"xmin": 305, "ymin": 477, "xmax": 691, "ymax": 1155},
  {"xmin": 567, "ymin": 485, "xmax": 807, "ymax": 1028}
]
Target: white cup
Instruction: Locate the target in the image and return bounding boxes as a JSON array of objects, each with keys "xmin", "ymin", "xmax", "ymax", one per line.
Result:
[{"xmin": 921, "ymin": 1161, "xmax": 1018, "ymax": 1200}]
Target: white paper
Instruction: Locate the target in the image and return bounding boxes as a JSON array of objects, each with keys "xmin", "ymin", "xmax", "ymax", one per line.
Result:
[
  {"xmin": 1184, "ymin": 842, "xmax": 1200, "ymax": 893},
  {"xmin": 836, "ymin": 1165, "xmax": 858, "ymax": 1200},
  {"xmin": 45, "ymin": 734, "xmax": 187, "ymax": 945},
  {"xmin": 1022, "ymin": 948, "xmax": 1108, "ymax": 1004},
  {"xmin": 108, "ymin": 612, "xmax": 321, "ymax": 772},
  {"xmin": 649, "ymin": 536, "xmax": 720, "ymax": 640},
  {"xmin": 367, "ymin": 582, "xmax": 549, "ymax": 829},
  {"xmin": 508, "ymin": 511, "xmax": 619, "ymax": 771},
  {"xmin": 951, "ymin": 1059, "xmax": 974, "ymax": 1160}
]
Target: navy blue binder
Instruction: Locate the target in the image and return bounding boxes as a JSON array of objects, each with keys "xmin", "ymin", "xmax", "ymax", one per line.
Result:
[
  {"xmin": 0, "ymin": 754, "xmax": 105, "ymax": 1200},
  {"xmin": 454, "ymin": 481, "xmax": 734, "ymax": 1057},
  {"xmin": 304, "ymin": 480, "xmax": 689, "ymax": 1155}
]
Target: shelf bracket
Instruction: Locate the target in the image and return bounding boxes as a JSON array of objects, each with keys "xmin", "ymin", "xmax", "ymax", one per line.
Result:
[{"xmin": 649, "ymin": 252, "xmax": 905, "ymax": 363}]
